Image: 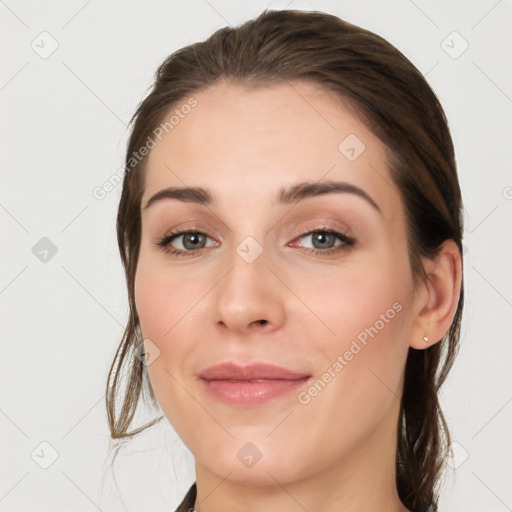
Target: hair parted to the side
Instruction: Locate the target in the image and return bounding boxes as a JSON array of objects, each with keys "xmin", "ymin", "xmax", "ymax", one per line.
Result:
[{"xmin": 106, "ymin": 9, "xmax": 464, "ymax": 512}]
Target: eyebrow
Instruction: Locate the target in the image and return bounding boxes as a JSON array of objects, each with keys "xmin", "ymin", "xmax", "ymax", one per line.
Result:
[{"xmin": 143, "ymin": 180, "xmax": 381, "ymax": 213}]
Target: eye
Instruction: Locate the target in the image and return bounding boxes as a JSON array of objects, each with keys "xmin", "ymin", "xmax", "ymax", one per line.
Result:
[
  {"xmin": 292, "ymin": 229, "xmax": 355, "ymax": 256},
  {"xmin": 155, "ymin": 228, "xmax": 355, "ymax": 258},
  {"xmin": 155, "ymin": 230, "xmax": 218, "ymax": 257}
]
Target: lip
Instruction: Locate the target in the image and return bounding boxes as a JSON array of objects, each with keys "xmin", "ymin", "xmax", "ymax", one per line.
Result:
[
  {"xmin": 199, "ymin": 362, "xmax": 310, "ymax": 380},
  {"xmin": 198, "ymin": 362, "xmax": 312, "ymax": 406}
]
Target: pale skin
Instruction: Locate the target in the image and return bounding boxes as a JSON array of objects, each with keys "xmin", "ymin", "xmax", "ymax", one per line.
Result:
[{"xmin": 134, "ymin": 79, "xmax": 462, "ymax": 512}]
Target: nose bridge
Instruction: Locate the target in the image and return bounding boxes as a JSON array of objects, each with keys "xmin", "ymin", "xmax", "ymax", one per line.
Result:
[{"xmin": 212, "ymin": 235, "xmax": 286, "ymax": 333}]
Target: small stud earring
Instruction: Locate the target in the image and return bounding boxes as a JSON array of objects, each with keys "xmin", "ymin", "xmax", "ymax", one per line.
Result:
[{"xmin": 423, "ymin": 336, "xmax": 429, "ymax": 344}]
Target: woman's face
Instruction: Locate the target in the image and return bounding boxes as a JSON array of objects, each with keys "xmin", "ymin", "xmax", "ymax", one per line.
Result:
[{"xmin": 135, "ymin": 80, "xmax": 419, "ymax": 485}]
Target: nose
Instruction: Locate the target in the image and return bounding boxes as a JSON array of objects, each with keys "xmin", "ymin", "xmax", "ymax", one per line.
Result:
[{"xmin": 211, "ymin": 242, "xmax": 286, "ymax": 336}]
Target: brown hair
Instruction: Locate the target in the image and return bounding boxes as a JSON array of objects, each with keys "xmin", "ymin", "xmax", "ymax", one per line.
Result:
[{"xmin": 106, "ymin": 9, "xmax": 464, "ymax": 512}]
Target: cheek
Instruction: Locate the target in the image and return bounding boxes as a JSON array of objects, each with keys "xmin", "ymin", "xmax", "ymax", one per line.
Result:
[
  {"xmin": 134, "ymin": 253, "xmax": 200, "ymax": 341},
  {"xmin": 292, "ymin": 246, "xmax": 411, "ymax": 339},
  {"xmin": 134, "ymin": 256, "xmax": 198, "ymax": 427},
  {"xmin": 292, "ymin": 248, "xmax": 413, "ymax": 397},
  {"xmin": 134, "ymin": 258, "xmax": 187, "ymax": 389},
  {"xmin": 283, "ymin": 254, "xmax": 412, "ymax": 463},
  {"xmin": 134, "ymin": 266, "xmax": 169, "ymax": 340}
]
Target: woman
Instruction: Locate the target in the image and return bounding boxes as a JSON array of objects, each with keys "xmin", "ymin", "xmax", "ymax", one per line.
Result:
[{"xmin": 107, "ymin": 9, "xmax": 464, "ymax": 512}]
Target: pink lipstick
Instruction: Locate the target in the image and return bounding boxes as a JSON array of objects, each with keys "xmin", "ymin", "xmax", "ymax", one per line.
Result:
[{"xmin": 198, "ymin": 362, "xmax": 311, "ymax": 406}]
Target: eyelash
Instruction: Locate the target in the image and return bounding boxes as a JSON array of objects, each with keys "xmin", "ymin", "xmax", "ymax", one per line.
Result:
[{"xmin": 155, "ymin": 227, "xmax": 356, "ymax": 259}]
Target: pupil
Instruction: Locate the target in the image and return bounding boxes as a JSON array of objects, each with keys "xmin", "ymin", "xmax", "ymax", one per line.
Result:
[
  {"xmin": 184, "ymin": 233, "xmax": 204, "ymax": 249},
  {"xmin": 314, "ymin": 232, "xmax": 333, "ymax": 248}
]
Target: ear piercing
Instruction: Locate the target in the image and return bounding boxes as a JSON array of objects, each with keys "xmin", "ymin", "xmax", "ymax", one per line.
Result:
[{"xmin": 423, "ymin": 336, "xmax": 429, "ymax": 344}]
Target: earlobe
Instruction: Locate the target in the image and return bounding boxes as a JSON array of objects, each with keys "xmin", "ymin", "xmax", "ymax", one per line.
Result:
[{"xmin": 409, "ymin": 239, "xmax": 463, "ymax": 350}]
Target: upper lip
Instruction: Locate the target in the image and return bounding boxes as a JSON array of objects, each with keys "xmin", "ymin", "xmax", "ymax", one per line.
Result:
[{"xmin": 198, "ymin": 362, "xmax": 311, "ymax": 381}]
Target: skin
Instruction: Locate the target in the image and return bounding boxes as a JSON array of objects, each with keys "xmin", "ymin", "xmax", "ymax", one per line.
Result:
[{"xmin": 134, "ymin": 79, "xmax": 462, "ymax": 512}]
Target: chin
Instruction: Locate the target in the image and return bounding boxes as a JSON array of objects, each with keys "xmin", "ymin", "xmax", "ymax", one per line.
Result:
[{"xmin": 194, "ymin": 435, "xmax": 306, "ymax": 486}]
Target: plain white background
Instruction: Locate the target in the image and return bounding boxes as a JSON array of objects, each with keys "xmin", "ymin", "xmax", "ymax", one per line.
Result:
[{"xmin": 1, "ymin": 0, "xmax": 511, "ymax": 510}]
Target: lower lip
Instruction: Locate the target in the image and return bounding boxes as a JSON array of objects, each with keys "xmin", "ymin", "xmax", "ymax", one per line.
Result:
[{"xmin": 200, "ymin": 377, "xmax": 311, "ymax": 406}]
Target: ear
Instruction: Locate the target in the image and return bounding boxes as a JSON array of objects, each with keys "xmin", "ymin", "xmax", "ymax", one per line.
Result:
[{"xmin": 409, "ymin": 239, "xmax": 463, "ymax": 349}]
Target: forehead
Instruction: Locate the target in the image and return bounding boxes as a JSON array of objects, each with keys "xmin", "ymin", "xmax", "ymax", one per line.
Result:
[{"xmin": 142, "ymin": 79, "xmax": 402, "ymax": 222}]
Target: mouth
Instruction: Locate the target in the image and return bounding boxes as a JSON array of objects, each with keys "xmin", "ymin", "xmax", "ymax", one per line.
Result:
[{"xmin": 198, "ymin": 362, "xmax": 312, "ymax": 406}]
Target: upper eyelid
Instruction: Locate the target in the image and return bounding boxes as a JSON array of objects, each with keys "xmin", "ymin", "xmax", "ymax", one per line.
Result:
[
  {"xmin": 163, "ymin": 217, "xmax": 351, "ymax": 236},
  {"xmin": 164, "ymin": 225, "xmax": 349, "ymax": 237},
  {"xmin": 293, "ymin": 224, "xmax": 350, "ymax": 237}
]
